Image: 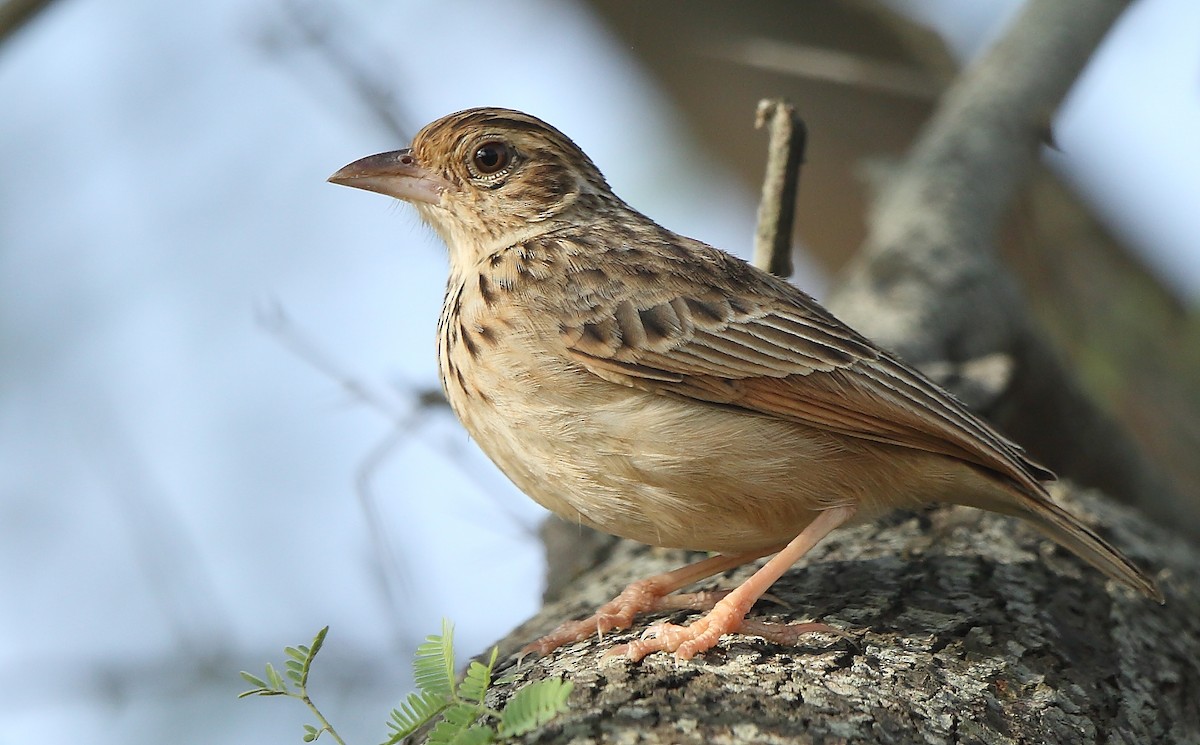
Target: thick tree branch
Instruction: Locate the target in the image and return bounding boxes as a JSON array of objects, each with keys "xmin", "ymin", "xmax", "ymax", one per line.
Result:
[
  {"xmin": 830, "ymin": 0, "xmax": 1126, "ymax": 352},
  {"xmin": 826, "ymin": 0, "xmax": 1192, "ymax": 533},
  {"xmin": 495, "ymin": 487, "xmax": 1196, "ymax": 743}
]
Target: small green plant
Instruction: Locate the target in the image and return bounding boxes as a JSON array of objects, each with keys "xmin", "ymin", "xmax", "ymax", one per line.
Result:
[
  {"xmin": 384, "ymin": 619, "xmax": 573, "ymax": 744},
  {"xmin": 240, "ymin": 622, "xmax": 573, "ymax": 745},
  {"xmin": 239, "ymin": 626, "xmax": 345, "ymax": 744}
]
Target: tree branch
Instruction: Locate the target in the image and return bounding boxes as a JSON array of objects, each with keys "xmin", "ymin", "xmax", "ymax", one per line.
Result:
[
  {"xmin": 0, "ymin": 0, "xmax": 56, "ymax": 48},
  {"xmin": 497, "ymin": 487, "xmax": 1196, "ymax": 743},
  {"xmin": 826, "ymin": 0, "xmax": 1193, "ymax": 534},
  {"xmin": 751, "ymin": 98, "xmax": 805, "ymax": 278}
]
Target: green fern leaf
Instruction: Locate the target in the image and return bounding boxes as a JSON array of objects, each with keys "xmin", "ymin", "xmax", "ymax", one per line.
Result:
[
  {"xmin": 426, "ymin": 702, "xmax": 480, "ymax": 745},
  {"xmin": 445, "ymin": 725, "xmax": 494, "ymax": 745},
  {"xmin": 497, "ymin": 679, "xmax": 574, "ymax": 737},
  {"xmin": 492, "ymin": 669, "xmax": 523, "ymax": 686},
  {"xmin": 412, "ymin": 619, "xmax": 457, "ymax": 699},
  {"xmin": 441, "ymin": 701, "xmax": 478, "ymax": 728},
  {"xmin": 307, "ymin": 629, "xmax": 327, "ymax": 656},
  {"xmin": 457, "ymin": 647, "xmax": 498, "ymax": 704},
  {"xmin": 386, "ymin": 689, "xmax": 450, "ymax": 739}
]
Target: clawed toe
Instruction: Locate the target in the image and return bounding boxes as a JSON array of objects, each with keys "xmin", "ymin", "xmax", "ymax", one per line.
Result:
[
  {"xmin": 521, "ymin": 610, "xmax": 627, "ymax": 656},
  {"xmin": 615, "ymin": 616, "xmax": 851, "ymax": 661},
  {"xmin": 620, "ymin": 619, "xmax": 719, "ymax": 661},
  {"xmin": 521, "ymin": 579, "xmax": 677, "ymax": 656},
  {"xmin": 530, "ymin": 611, "xmax": 850, "ymax": 661}
]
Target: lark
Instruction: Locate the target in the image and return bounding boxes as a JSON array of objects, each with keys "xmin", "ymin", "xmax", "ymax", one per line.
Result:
[{"xmin": 329, "ymin": 107, "xmax": 1160, "ymax": 661}]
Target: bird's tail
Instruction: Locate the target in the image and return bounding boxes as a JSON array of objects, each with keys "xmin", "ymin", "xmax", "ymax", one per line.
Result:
[{"xmin": 971, "ymin": 481, "xmax": 1163, "ymax": 603}]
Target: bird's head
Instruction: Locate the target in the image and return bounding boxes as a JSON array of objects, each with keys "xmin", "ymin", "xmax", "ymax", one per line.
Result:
[{"xmin": 329, "ymin": 107, "xmax": 615, "ymax": 262}]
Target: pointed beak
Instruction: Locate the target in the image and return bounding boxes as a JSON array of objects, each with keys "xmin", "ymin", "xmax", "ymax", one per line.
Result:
[{"xmin": 327, "ymin": 149, "xmax": 448, "ymax": 205}]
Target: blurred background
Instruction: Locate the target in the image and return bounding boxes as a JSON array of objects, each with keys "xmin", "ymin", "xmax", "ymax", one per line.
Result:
[{"xmin": 1, "ymin": 0, "xmax": 1197, "ymax": 743}]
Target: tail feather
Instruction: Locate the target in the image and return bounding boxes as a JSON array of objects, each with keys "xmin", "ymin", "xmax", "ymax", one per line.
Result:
[
  {"xmin": 952, "ymin": 471, "xmax": 1163, "ymax": 602},
  {"xmin": 1019, "ymin": 496, "xmax": 1163, "ymax": 603}
]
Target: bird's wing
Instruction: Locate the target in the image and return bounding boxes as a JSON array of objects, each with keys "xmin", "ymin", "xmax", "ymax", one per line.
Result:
[{"xmin": 556, "ymin": 237, "xmax": 1052, "ymax": 495}]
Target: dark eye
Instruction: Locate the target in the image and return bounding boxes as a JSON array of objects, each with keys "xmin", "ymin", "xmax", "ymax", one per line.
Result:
[{"xmin": 472, "ymin": 141, "xmax": 512, "ymax": 175}]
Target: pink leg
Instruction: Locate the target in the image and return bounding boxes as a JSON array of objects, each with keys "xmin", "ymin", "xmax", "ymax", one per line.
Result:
[
  {"xmin": 522, "ymin": 546, "xmax": 783, "ymax": 657},
  {"xmin": 617, "ymin": 505, "xmax": 857, "ymax": 661}
]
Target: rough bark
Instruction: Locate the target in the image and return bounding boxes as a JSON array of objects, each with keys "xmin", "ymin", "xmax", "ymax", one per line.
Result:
[{"xmin": 488, "ymin": 489, "xmax": 1197, "ymax": 744}]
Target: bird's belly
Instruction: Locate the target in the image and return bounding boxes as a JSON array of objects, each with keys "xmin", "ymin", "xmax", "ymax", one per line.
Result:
[{"xmin": 451, "ymin": 360, "xmax": 939, "ymax": 554}]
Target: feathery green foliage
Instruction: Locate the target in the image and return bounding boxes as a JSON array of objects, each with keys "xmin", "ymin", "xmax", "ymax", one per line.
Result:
[
  {"xmin": 241, "ymin": 622, "xmax": 572, "ymax": 745},
  {"xmin": 239, "ymin": 626, "xmax": 346, "ymax": 744},
  {"xmin": 383, "ymin": 620, "xmax": 573, "ymax": 745},
  {"xmin": 413, "ymin": 619, "xmax": 458, "ymax": 700},
  {"xmin": 497, "ymin": 677, "xmax": 575, "ymax": 738}
]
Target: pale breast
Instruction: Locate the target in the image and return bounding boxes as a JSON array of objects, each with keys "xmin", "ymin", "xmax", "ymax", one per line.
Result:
[
  {"xmin": 436, "ymin": 255, "xmax": 959, "ymax": 555},
  {"xmin": 437, "ymin": 265, "xmax": 606, "ymax": 526}
]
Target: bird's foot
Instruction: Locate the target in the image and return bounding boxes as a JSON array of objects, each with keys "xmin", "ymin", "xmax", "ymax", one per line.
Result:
[
  {"xmin": 608, "ymin": 596, "xmax": 846, "ymax": 661},
  {"xmin": 521, "ymin": 580, "xmax": 728, "ymax": 656}
]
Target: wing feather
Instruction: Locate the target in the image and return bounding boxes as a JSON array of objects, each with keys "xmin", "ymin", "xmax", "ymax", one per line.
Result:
[{"xmin": 554, "ymin": 236, "xmax": 1052, "ymax": 495}]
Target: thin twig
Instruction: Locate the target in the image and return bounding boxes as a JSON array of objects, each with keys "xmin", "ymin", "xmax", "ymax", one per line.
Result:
[
  {"xmin": 752, "ymin": 99, "xmax": 806, "ymax": 278},
  {"xmin": 257, "ymin": 301, "xmax": 539, "ymax": 616},
  {"xmin": 256, "ymin": 300, "xmax": 432, "ymax": 629},
  {"xmin": 264, "ymin": 0, "xmax": 412, "ymax": 140},
  {"xmin": 256, "ymin": 299, "xmax": 417, "ymax": 421}
]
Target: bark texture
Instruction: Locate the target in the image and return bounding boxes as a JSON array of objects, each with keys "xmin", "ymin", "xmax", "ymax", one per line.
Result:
[{"xmin": 487, "ymin": 489, "xmax": 1196, "ymax": 744}]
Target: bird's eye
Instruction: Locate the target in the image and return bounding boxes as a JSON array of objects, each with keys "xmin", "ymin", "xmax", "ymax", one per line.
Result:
[{"xmin": 471, "ymin": 141, "xmax": 512, "ymax": 176}]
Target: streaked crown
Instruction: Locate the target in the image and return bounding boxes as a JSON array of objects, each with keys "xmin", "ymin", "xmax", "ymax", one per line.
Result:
[{"xmin": 409, "ymin": 108, "xmax": 618, "ymax": 258}]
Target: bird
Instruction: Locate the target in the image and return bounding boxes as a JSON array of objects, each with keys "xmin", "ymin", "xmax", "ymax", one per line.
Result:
[{"xmin": 328, "ymin": 107, "xmax": 1162, "ymax": 661}]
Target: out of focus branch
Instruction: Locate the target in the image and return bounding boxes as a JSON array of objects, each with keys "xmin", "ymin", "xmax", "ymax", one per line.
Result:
[
  {"xmin": 0, "ymin": 0, "xmax": 56, "ymax": 46},
  {"xmin": 831, "ymin": 0, "xmax": 1128, "ymax": 351},
  {"xmin": 258, "ymin": 302, "xmax": 538, "ymax": 636},
  {"xmin": 260, "ymin": 0, "xmax": 412, "ymax": 140},
  {"xmin": 826, "ymin": 0, "xmax": 1194, "ymax": 534},
  {"xmin": 719, "ymin": 37, "xmax": 941, "ymax": 100}
]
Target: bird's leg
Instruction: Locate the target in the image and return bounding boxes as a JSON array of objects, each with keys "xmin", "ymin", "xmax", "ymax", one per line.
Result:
[
  {"xmin": 521, "ymin": 547, "xmax": 782, "ymax": 657},
  {"xmin": 615, "ymin": 505, "xmax": 857, "ymax": 661}
]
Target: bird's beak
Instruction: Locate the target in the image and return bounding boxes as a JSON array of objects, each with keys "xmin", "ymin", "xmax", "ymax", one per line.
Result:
[{"xmin": 327, "ymin": 149, "xmax": 448, "ymax": 205}]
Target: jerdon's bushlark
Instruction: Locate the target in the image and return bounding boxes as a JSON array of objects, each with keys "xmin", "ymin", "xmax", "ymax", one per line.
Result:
[{"xmin": 329, "ymin": 107, "xmax": 1161, "ymax": 661}]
